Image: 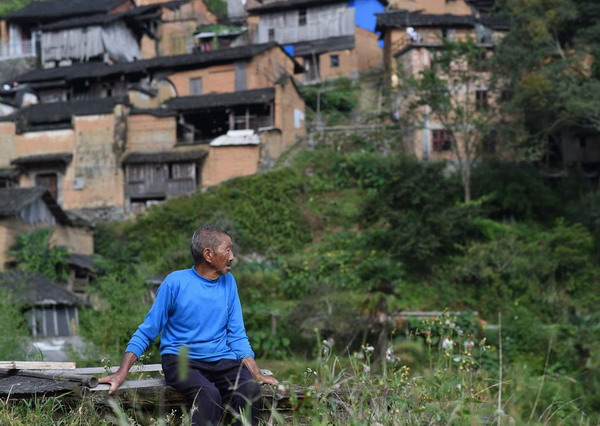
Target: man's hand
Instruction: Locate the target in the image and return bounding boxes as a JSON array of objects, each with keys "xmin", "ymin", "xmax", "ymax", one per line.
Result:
[
  {"xmin": 242, "ymin": 356, "xmax": 279, "ymax": 385},
  {"xmin": 97, "ymin": 352, "xmax": 138, "ymax": 394},
  {"xmin": 98, "ymin": 372, "xmax": 127, "ymax": 394},
  {"xmin": 256, "ymin": 373, "xmax": 278, "ymax": 385}
]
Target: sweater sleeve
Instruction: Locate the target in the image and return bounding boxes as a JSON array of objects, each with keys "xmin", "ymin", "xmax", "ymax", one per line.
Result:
[
  {"xmin": 125, "ymin": 277, "xmax": 175, "ymax": 358},
  {"xmin": 226, "ymin": 276, "xmax": 255, "ymax": 360}
]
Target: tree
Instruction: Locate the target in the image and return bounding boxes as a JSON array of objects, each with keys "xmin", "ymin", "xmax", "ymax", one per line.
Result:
[{"xmin": 402, "ymin": 40, "xmax": 497, "ymax": 202}]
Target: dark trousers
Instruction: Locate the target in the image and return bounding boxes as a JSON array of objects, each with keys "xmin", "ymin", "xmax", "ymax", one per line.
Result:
[{"xmin": 162, "ymin": 355, "xmax": 261, "ymax": 426}]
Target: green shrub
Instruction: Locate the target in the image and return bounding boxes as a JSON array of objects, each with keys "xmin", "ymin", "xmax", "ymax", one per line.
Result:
[
  {"xmin": 9, "ymin": 228, "xmax": 70, "ymax": 282},
  {"xmin": 471, "ymin": 161, "xmax": 561, "ymax": 222}
]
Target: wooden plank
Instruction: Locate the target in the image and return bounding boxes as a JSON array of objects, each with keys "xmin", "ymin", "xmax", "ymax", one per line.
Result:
[
  {"xmin": 46, "ymin": 364, "xmax": 164, "ymax": 375},
  {"xmin": 0, "ymin": 361, "xmax": 76, "ymax": 370}
]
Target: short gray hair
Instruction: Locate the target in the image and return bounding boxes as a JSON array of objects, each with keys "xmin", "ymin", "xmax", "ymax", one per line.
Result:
[{"xmin": 190, "ymin": 225, "xmax": 230, "ymax": 266}]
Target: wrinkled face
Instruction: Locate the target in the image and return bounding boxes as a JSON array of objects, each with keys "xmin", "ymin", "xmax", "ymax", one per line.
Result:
[{"xmin": 209, "ymin": 234, "xmax": 234, "ymax": 276}]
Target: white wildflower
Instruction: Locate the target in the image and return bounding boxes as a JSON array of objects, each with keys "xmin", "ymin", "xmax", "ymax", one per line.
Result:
[
  {"xmin": 442, "ymin": 338, "xmax": 454, "ymax": 351},
  {"xmin": 363, "ymin": 365, "xmax": 371, "ymax": 374},
  {"xmin": 465, "ymin": 340, "xmax": 475, "ymax": 350},
  {"xmin": 364, "ymin": 345, "xmax": 375, "ymax": 354}
]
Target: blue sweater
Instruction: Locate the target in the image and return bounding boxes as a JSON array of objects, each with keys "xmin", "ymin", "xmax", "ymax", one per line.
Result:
[{"xmin": 125, "ymin": 267, "xmax": 254, "ymax": 361}]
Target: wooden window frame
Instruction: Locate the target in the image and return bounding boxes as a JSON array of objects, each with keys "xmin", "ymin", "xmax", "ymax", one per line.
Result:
[{"xmin": 432, "ymin": 129, "xmax": 453, "ymax": 152}]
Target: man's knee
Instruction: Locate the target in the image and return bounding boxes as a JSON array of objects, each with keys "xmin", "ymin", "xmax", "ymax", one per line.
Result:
[
  {"xmin": 234, "ymin": 379, "xmax": 261, "ymax": 405},
  {"xmin": 196, "ymin": 383, "xmax": 222, "ymax": 406}
]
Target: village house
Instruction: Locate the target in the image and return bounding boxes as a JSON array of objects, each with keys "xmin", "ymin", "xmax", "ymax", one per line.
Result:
[
  {"xmin": 0, "ymin": 0, "xmax": 215, "ymax": 69},
  {"xmin": 376, "ymin": 5, "xmax": 508, "ymax": 160},
  {"xmin": 0, "ymin": 186, "xmax": 94, "ymax": 274},
  {"xmin": 0, "ymin": 42, "xmax": 305, "ymax": 219},
  {"xmin": 242, "ymin": 0, "xmax": 386, "ymax": 82},
  {"xmin": 0, "ymin": 271, "xmax": 89, "ymax": 361}
]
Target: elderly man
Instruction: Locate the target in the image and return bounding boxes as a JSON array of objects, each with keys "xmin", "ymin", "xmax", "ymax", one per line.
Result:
[{"xmin": 99, "ymin": 224, "xmax": 277, "ymax": 425}]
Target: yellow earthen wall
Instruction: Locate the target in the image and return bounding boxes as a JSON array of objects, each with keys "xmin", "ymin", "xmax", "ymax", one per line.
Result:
[
  {"xmin": 273, "ymin": 81, "xmax": 305, "ymax": 150},
  {"xmin": 354, "ymin": 27, "xmax": 382, "ymax": 72},
  {"xmin": 201, "ymin": 145, "xmax": 260, "ymax": 187},
  {"xmin": 127, "ymin": 114, "xmax": 177, "ymax": 152},
  {"xmin": 65, "ymin": 114, "xmax": 124, "ymax": 210},
  {"xmin": 0, "ymin": 218, "xmax": 93, "ymax": 271},
  {"xmin": 248, "ymin": 48, "xmax": 296, "ymax": 89},
  {"xmin": 168, "ymin": 65, "xmax": 236, "ymax": 96},
  {"xmin": 389, "ymin": 0, "xmax": 472, "ymax": 15},
  {"xmin": 318, "ymin": 48, "xmax": 357, "ymax": 80},
  {"xmin": 0, "ymin": 122, "xmax": 16, "ymax": 167},
  {"xmin": 51, "ymin": 225, "xmax": 94, "ymax": 256}
]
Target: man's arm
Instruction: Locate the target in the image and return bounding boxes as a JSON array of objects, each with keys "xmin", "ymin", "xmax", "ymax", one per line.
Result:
[
  {"xmin": 97, "ymin": 352, "xmax": 138, "ymax": 394},
  {"xmin": 242, "ymin": 356, "xmax": 278, "ymax": 385}
]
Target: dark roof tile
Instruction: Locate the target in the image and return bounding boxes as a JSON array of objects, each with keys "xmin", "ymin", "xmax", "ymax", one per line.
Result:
[
  {"xmin": 376, "ymin": 11, "xmax": 476, "ymax": 30},
  {"xmin": 293, "ymin": 35, "xmax": 354, "ymax": 56},
  {"xmin": 11, "ymin": 153, "xmax": 73, "ymax": 166},
  {"xmin": 122, "ymin": 149, "xmax": 208, "ymax": 164},
  {"xmin": 0, "ymin": 187, "xmax": 70, "ymax": 225},
  {"xmin": 248, "ymin": 0, "xmax": 346, "ymax": 13},
  {"xmin": 6, "ymin": 0, "xmax": 130, "ymax": 22},
  {"xmin": 0, "ymin": 271, "xmax": 86, "ymax": 307},
  {"xmin": 164, "ymin": 88, "xmax": 275, "ymax": 111},
  {"xmin": 17, "ymin": 43, "xmax": 280, "ymax": 85}
]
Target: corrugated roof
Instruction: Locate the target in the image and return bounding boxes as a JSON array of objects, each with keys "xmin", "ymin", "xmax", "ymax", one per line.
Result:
[
  {"xmin": 6, "ymin": 0, "xmax": 131, "ymax": 22},
  {"xmin": 293, "ymin": 35, "xmax": 355, "ymax": 56},
  {"xmin": 164, "ymin": 88, "xmax": 275, "ymax": 111},
  {"xmin": 11, "ymin": 153, "xmax": 73, "ymax": 166},
  {"xmin": 122, "ymin": 148, "xmax": 207, "ymax": 164},
  {"xmin": 0, "ymin": 272, "xmax": 86, "ymax": 307},
  {"xmin": 16, "ymin": 43, "xmax": 280, "ymax": 85},
  {"xmin": 0, "ymin": 187, "xmax": 70, "ymax": 225}
]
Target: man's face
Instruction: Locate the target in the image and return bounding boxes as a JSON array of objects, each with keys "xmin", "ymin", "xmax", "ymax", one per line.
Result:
[{"xmin": 210, "ymin": 234, "xmax": 234, "ymax": 276}]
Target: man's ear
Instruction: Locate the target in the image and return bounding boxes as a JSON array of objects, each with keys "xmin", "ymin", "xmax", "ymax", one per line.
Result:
[{"xmin": 203, "ymin": 247, "xmax": 212, "ymax": 264}]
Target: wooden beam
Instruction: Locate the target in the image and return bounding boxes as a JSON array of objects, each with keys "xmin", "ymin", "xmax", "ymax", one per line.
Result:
[{"xmin": 0, "ymin": 361, "xmax": 76, "ymax": 370}]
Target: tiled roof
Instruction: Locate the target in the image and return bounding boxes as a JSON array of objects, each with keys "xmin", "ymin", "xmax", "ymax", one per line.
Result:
[
  {"xmin": 6, "ymin": 0, "xmax": 131, "ymax": 22},
  {"xmin": 4, "ymin": 97, "xmax": 128, "ymax": 132},
  {"xmin": 122, "ymin": 149, "xmax": 208, "ymax": 164},
  {"xmin": 16, "ymin": 43, "xmax": 280, "ymax": 85},
  {"xmin": 249, "ymin": 0, "xmax": 387, "ymax": 13},
  {"xmin": 11, "ymin": 153, "xmax": 73, "ymax": 166},
  {"xmin": 0, "ymin": 186, "xmax": 70, "ymax": 225},
  {"xmin": 376, "ymin": 11, "xmax": 476, "ymax": 29},
  {"xmin": 376, "ymin": 10, "xmax": 509, "ymax": 31},
  {"xmin": 0, "ymin": 168, "xmax": 19, "ymax": 179},
  {"xmin": 40, "ymin": 0, "xmax": 187, "ymax": 31},
  {"xmin": 164, "ymin": 88, "xmax": 275, "ymax": 111},
  {"xmin": 68, "ymin": 254, "xmax": 95, "ymax": 271},
  {"xmin": 0, "ymin": 271, "xmax": 86, "ymax": 307},
  {"xmin": 293, "ymin": 35, "xmax": 354, "ymax": 56},
  {"xmin": 248, "ymin": 0, "xmax": 346, "ymax": 13}
]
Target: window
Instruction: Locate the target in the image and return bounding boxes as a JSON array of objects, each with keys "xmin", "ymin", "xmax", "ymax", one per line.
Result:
[
  {"xmin": 298, "ymin": 8, "xmax": 307, "ymax": 26},
  {"xmin": 475, "ymin": 89, "xmax": 488, "ymax": 110},
  {"xmin": 330, "ymin": 54, "xmax": 340, "ymax": 68},
  {"xmin": 432, "ymin": 129, "xmax": 452, "ymax": 152},
  {"xmin": 36, "ymin": 173, "xmax": 58, "ymax": 200},
  {"xmin": 268, "ymin": 29, "xmax": 275, "ymax": 41},
  {"xmin": 189, "ymin": 77, "xmax": 203, "ymax": 96}
]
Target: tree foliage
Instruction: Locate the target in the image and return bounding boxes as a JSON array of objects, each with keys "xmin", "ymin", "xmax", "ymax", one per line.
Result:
[
  {"xmin": 8, "ymin": 228, "xmax": 69, "ymax": 282},
  {"xmin": 403, "ymin": 40, "xmax": 498, "ymax": 201}
]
